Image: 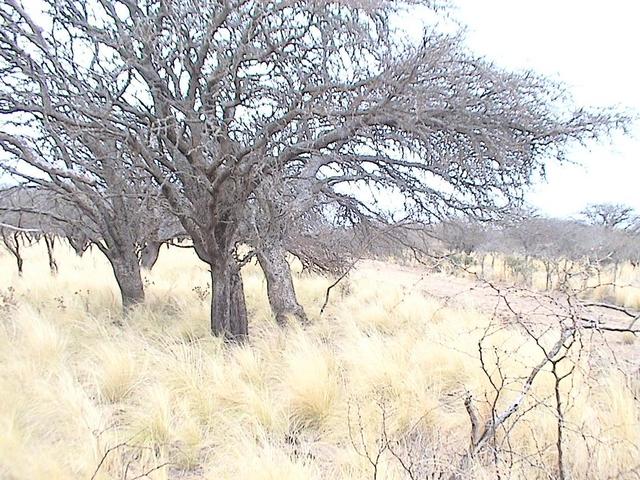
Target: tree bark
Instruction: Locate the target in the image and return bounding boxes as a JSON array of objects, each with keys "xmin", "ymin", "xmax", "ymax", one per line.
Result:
[
  {"xmin": 544, "ymin": 259, "xmax": 551, "ymax": 291},
  {"xmin": 211, "ymin": 256, "xmax": 248, "ymax": 341},
  {"xmin": 44, "ymin": 234, "xmax": 58, "ymax": 275},
  {"xmin": 140, "ymin": 240, "xmax": 162, "ymax": 270},
  {"xmin": 257, "ymin": 243, "xmax": 307, "ymax": 325},
  {"xmin": 108, "ymin": 253, "xmax": 145, "ymax": 309},
  {"xmin": 2, "ymin": 232, "xmax": 23, "ymax": 275}
]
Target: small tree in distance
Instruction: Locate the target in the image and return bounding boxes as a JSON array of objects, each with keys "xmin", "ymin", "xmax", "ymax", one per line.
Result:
[{"xmin": 580, "ymin": 203, "xmax": 637, "ymax": 230}]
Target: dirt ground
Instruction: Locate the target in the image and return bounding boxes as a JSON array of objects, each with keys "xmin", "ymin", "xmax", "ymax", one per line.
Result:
[{"xmin": 357, "ymin": 259, "xmax": 640, "ymax": 376}]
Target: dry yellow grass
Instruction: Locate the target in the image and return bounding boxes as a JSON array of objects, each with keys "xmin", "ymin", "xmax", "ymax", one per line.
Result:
[
  {"xmin": 455, "ymin": 252, "xmax": 640, "ymax": 309},
  {"xmin": 0, "ymin": 243, "xmax": 638, "ymax": 479}
]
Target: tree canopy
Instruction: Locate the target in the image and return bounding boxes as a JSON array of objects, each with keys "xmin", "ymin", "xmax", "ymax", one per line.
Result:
[{"xmin": 0, "ymin": 0, "xmax": 626, "ymax": 339}]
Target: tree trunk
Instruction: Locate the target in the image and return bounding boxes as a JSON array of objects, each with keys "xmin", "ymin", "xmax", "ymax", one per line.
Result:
[
  {"xmin": 2, "ymin": 232, "xmax": 23, "ymax": 275},
  {"xmin": 544, "ymin": 259, "xmax": 552, "ymax": 291},
  {"xmin": 44, "ymin": 235, "xmax": 58, "ymax": 275},
  {"xmin": 108, "ymin": 253, "xmax": 145, "ymax": 309},
  {"xmin": 211, "ymin": 256, "xmax": 248, "ymax": 341},
  {"xmin": 140, "ymin": 241, "xmax": 162, "ymax": 270},
  {"xmin": 68, "ymin": 235, "xmax": 89, "ymax": 257},
  {"xmin": 257, "ymin": 243, "xmax": 307, "ymax": 326}
]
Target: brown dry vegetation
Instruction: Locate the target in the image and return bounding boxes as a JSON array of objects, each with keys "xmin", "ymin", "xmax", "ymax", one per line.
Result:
[
  {"xmin": 1, "ymin": 244, "xmax": 639, "ymax": 479},
  {"xmin": 445, "ymin": 253, "xmax": 640, "ymax": 310}
]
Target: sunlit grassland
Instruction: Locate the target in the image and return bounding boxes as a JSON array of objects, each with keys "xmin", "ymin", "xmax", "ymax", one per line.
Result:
[{"xmin": 0, "ymin": 244, "xmax": 638, "ymax": 479}]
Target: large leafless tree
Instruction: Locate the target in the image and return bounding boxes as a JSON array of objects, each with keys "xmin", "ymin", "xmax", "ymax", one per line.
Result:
[{"xmin": 0, "ymin": 0, "xmax": 625, "ymax": 339}]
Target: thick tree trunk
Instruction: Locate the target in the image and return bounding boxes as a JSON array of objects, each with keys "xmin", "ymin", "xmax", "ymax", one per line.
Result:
[
  {"xmin": 140, "ymin": 241, "xmax": 162, "ymax": 270},
  {"xmin": 108, "ymin": 253, "xmax": 145, "ymax": 310},
  {"xmin": 211, "ymin": 256, "xmax": 248, "ymax": 341},
  {"xmin": 257, "ymin": 243, "xmax": 307, "ymax": 326}
]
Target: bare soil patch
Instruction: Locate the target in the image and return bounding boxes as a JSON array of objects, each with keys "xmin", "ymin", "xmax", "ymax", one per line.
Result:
[{"xmin": 357, "ymin": 260, "xmax": 640, "ymax": 375}]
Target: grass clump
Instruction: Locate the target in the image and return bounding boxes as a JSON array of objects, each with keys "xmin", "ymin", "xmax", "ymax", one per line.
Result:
[{"xmin": 0, "ymin": 244, "xmax": 638, "ymax": 479}]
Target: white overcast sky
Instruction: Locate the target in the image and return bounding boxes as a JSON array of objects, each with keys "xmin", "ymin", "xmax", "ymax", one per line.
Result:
[{"xmin": 443, "ymin": 0, "xmax": 640, "ymax": 218}]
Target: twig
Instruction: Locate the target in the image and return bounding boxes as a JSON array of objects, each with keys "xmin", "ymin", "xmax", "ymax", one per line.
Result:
[{"xmin": 0, "ymin": 222, "xmax": 40, "ymax": 232}]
